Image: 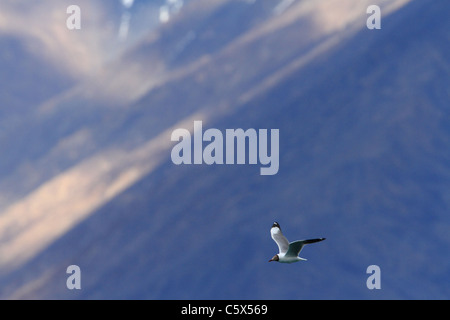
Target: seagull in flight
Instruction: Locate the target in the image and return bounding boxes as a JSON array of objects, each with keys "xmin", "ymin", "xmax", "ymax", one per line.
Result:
[{"xmin": 269, "ymin": 222, "xmax": 325, "ymax": 263}]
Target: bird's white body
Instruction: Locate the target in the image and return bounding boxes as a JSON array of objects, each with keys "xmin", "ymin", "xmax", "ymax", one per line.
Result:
[
  {"xmin": 269, "ymin": 222, "xmax": 325, "ymax": 263},
  {"xmin": 276, "ymin": 252, "xmax": 307, "ymax": 263}
]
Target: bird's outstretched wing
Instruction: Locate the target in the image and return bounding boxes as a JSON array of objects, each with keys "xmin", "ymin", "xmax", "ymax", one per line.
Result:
[
  {"xmin": 271, "ymin": 222, "xmax": 289, "ymax": 254},
  {"xmin": 285, "ymin": 238, "xmax": 326, "ymax": 258}
]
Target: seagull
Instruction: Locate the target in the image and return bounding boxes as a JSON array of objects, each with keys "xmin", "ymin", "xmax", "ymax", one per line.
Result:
[{"xmin": 269, "ymin": 222, "xmax": 325, "ymax": 263}]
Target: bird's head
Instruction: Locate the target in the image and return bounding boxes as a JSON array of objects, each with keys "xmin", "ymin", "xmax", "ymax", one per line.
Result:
[
  {"xmin": 271, "ymin": 222, "xmax": 282, "ymax": 233},
  {"xmin": 268, "ymin": 254, "xmax": 279, "ymax": 262}
]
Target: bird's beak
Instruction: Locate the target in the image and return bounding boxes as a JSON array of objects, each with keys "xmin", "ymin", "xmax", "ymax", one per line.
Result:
[{"xmin": 268, "ymin": 258, "xmax": 273, "ymax": 262}]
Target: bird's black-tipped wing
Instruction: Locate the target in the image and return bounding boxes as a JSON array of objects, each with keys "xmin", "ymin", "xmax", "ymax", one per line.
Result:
[
  {"xmin": 271, "ymin": 223, "xmax": 289, "ymax": 254},
  {"xmin": 285, "ymin": 238, "xmax": 326, "ymax": 258}
]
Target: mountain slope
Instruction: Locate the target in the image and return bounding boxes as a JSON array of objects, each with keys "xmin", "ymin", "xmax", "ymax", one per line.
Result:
[{"xmin": 0, "ymin": 0, "xmax": 449, "ymax": 299}]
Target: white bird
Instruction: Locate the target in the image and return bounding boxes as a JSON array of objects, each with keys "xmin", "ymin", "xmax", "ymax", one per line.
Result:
[{"xmin": 269, "ymin": 222, "xmax": 325, "ymax": 263}]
